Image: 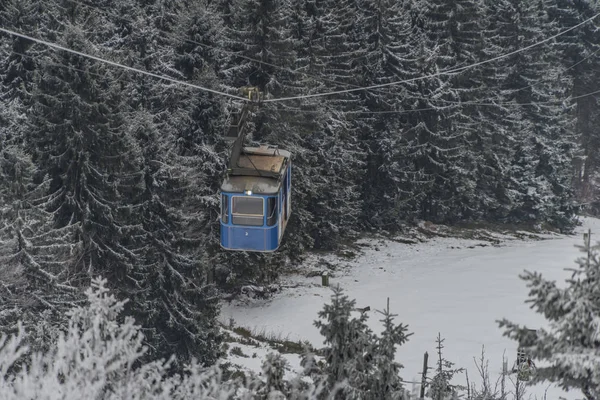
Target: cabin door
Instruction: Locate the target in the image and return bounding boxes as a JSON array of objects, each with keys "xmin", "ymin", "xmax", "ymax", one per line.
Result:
[{"xmin": 278, "ymin": 191, "xmax": 284, "ymax": 240}]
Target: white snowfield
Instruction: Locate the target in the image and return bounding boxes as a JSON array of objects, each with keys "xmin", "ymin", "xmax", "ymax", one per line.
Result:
[{"xmin": 221, "ymin": 217, "xmax": 600, "ymax": 399}]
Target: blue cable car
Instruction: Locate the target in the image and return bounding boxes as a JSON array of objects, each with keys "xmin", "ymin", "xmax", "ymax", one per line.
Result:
[
  {"xmin": 220, "ymin": 146, "xmax": 291, "ymax": 252},
  {"xmin": 219, "ymin": 87, "xmax": 292, "ymax": 252}
]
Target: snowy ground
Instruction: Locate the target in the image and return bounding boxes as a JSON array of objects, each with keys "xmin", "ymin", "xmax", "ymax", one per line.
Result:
[
  {"xmin": 221, "ymin": 217, "xmax": 600, "ymax": 400},
  {"xmin": 221, "ymin": 326, "xmax": 304, "ymax": 381}
]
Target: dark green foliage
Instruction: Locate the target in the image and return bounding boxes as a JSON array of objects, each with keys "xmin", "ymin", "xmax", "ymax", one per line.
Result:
[
  {"xmin": 307, "ymin": 287, "xmax": 411, "ymax": 399},
  {"xmin": 369, "ymin": 299, "xmax": 412, "ymax": 400},
  {"xmin": 0, "ymin": 104, "xmax": 81, "ymax": 351},
  {"xmin": 127, "ymin": 110, "xmax": 223, "ymax": 367},
  {"xmin": 259, "ymin": 352, "xmax": 289, "ymax": 397},
  {"xmin": 0, "ymin": 4, "xmax": 224, "ymax": 368},
  {"xmin": 427, "ymin": 333, "xmax": 465, "ymax": 400},
  {"xmin": 313, "ymin": 285, "xmax": 376, "ymax": 399}
]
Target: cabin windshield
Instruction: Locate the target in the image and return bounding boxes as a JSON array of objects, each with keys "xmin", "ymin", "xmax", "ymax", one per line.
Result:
[{"xmin": 232, "ymin": 196, "xmax": 264, "ymax": 226}]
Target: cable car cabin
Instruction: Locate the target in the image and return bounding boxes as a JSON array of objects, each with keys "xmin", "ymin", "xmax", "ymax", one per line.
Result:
[{"xmin": 220, "ymin": 146, "xmax": 291, "ymax": 252}]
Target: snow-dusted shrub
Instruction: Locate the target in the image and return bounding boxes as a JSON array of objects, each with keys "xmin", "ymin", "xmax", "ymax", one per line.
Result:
[{"xmin": 0, "ymin": 277, "xmax": 326, "ymax": 399}]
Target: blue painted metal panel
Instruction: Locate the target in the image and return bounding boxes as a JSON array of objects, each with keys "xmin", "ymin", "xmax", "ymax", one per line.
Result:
[{"xmin": 220, "ymin": 224, "xmax": 279, "ymax": 251}]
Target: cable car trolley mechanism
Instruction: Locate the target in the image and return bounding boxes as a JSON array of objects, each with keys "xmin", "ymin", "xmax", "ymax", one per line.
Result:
[{"xmin": 219, "ymin": 87, "xmax": 292, "ymax": 252}]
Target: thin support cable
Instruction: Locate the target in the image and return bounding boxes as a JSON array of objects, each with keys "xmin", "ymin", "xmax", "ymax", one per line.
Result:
[{"xmin": 0, "ymin": 27, "xmax": 249, "ymax": 101}]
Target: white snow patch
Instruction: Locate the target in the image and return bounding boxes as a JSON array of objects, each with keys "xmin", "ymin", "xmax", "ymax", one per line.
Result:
[
  {"xmin": 221, "ymin": 217, "xmax": 600, "ymax": 400},
  {"xmin": 221, "ymin": 327, "xmax": 304, "ymax": 381}
]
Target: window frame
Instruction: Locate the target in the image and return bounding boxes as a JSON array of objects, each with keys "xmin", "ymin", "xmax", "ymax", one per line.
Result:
[
  {"xmin": 267, "ymin": 196, "xmax": 278, "ymax": 226},
  {"xmin": 231, "ymin": 196, "xmax": 265, "ymax": 226},
  {"xmin": 221, "ymin": 194, "xmax": 229, "ymax": 224}
]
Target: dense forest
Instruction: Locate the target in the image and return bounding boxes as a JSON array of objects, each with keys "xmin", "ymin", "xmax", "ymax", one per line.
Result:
[{"xmin": 0, "ymin": 0, "xmax": 599, "ymax": 377}]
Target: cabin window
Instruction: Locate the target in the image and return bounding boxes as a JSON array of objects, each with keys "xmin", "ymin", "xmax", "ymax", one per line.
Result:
[
  {"xmin": 221, "ymin": 194, "xmax": 229, "ymax": 223},
  {"xmin": 232, "ymin": 196, "xmax": 264, "ymax": 226},
  {"xmin": 267, "ymin": 197, "xmax": 277, "ymax": 226}
]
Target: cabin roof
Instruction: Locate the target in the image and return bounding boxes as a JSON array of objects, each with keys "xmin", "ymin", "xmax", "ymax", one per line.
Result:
[
  {"xmin": 221, "ymin": 175, "xmax": 281, "ymax": 194},
  {"xmin": 243, "ymin": 146, "xmax": 291, "ymax": 159},
  {"xmin": 238, "ymin": 154, "xmax": 286, "ymax": 174},
  {"xmin": 221, "ymin": 146, "xmax": 291, "ymax": 194}
]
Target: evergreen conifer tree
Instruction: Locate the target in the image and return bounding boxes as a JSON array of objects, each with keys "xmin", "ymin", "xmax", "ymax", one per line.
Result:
[
  {"xmin": 427, "ymin": 333, "xmax": 465, "ymax": 400},
  {"xmin": 368, "ymin": 298, "xmax": 411, "ymax": 400},
  {"xmin": 127, "ymin": 110, "xmax": 222, "ymax": 367},
  {"xmin": 258, "ymin": 352, "xmax": 289, "ymax": 398},
  {"xmin": 0, "ymin": 106, "xmax": 81, "ymax": 350},
  {"xmin": 498, "ymin": 240, "xmax": 600, "ymax": 400},
  {"xmin": 489, "ymin": 0, "xmax": 577, "ymax": 229},
  {"xmin": 313, "ymin": 286, "xmax": 377, "ymax": 399}
]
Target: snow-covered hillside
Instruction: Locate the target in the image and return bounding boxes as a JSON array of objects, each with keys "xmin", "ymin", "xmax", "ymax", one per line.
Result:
[{"xmin": 221, "ymin": 217, "xmax": 600, "ymax": 399}]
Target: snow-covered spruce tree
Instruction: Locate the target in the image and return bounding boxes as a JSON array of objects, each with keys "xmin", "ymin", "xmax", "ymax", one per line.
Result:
[
  {"xmin": 255, "ymin": 352, "xmax": 289, "ymax": 399},
  {"xmin": 427, "ymin": 333, "xmax": 465, "ymax": 400},
  {"xmin": 25, "ymin": 22, "xmax": 146, "ymax": 275},
  {"xmin": 107, "ymin": 0, "xmax": 185, "ymax": 110},
  {"xmin": 174, "ymin": 0, "xmax": 222, "ymax": 80},
  {"xmin": 261, "ymin": 0, "xmax": 367, "ymax": 248},
  {"xmin": 0, "ymin": 0, "xmax": 48, "ymax": 109},
  {"xmin": 311, "ymin": 285, "xmax": 377, "ymax": 399},
  {"xmin": 292, "ymin": 115, "xmax": 364, "ymax": 250},
  {"xmin": 351, "ymin": 0, "xmax": 429, "ymax": 226},
  {"xmin": 353, "ymin": 0, "xmax": 472, "ymax": 225},
  {"xmin": 368, "ymin": 298, "xmax": 412, "ymax": 400},
  {"xmin": 24, "ymin": 23, "xmax": 168, "ymax": 356},
  {"xmin": 547, "ymin": 0, "xmax": 600, "ymax": 216},
  {"xmin": 0, "ymin": 277, "xmax": 203, "ymax": 400},
  {"xmin": 396, "ymin": 43, "xmax": 458, "ymax": 223},
  {"xmin": 265, "ymin": 85, "xmax": 364, "ymax": 252},
  {"xmin": 409, "ymin": 0, "xmax": 486, "ymax": 224},
  {"xmin": 317, "ymin": 0, "xmax": 368, "ymax": 235},
  {"xmin": 488, "ymin": 0, "xmax": 577, "ymax": 230},
  {"xmin": 0, "ymin": 98, "xmax": 81, "ymax": 352},
  {"xmin": 310, "ymin": 287, "xmax": 414, "ymax": 399},
  {"xmin": 149, "ymin": 0, "xmax": 227, "ymax": 267},
  {"xmin": 21, "ymin": 4, "xmax": 223, "ymax": 366},
  {"xmin": 498, "ymin": 239, "xmax": 600, "ymax": 400},
  {"xmin": 0, "ymin": 278, "xmax": 158, "ymax": 400},
  {"xmin": 468, "ymin": 0, "xmax": 523, "ymax": 223},
  {"xmin": 349, "ymin": 0, "xmax": 421, "ymax": 229},
  {"xmin": 218, "ymin": 0, "xmax": 293, "ymax": 91},
  {"xmin": 126, "ymin": 110, "xmax": 222, "ymax": 368},
  {"xmin": 410, "ymin": 0, "xmax": 466, "ymax": 221},
  {"xmin": 117, "ymin": 1, "xmax": 228, "ymax": 362},
  {"xmin": 265, "ymin": 0, "xmax": 364, "ymax": 251}
]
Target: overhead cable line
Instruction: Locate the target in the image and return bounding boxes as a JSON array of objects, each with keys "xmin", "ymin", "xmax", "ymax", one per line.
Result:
[
  {"xmin": 9, "ymin": 40, "xmax": 583, "ymax": 119},
  {"xmin": 262, "ymin": 12, "xmax": 600, "ymax": 103},
  {"xmin": 484, "ymin": 44, "xmax": 600, "ymax": 99},
  {"xmin": 0, "ymin": 27, "xmax": 249, "ymax": 101},
  {"xmin": 280, "ymin": 44, "xmax": 600, "ymax": 112},
  {"xmin": 6, "ymin": 29, "xmax": 599, "ymax": 118},
  {"xmin": 424, "ymin": 45, "xmax": 600, "ymax": 107},
  {"xmin": 2, "ymin": 9, "xmax": 598, "ymax": 108},
  {"xmin": 271, "ymin": 88, "xmax": 600, "ymax": 115},
  {"xmin": 64, "ymin": 0, "xmax": 549, "ymax": 103},
  {"xmin": 11, "ymin": 50, "xmax": 130, "ymax": 82}
]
